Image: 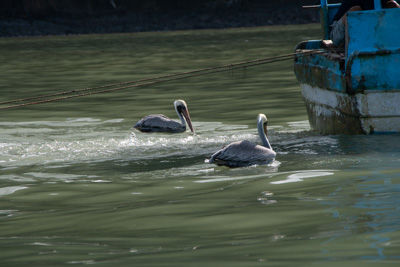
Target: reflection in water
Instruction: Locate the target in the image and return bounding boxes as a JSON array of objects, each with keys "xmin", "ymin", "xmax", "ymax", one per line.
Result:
[
  {"xmin": 356, "ymin": 177, "xmax": 400, "ymax": 261},
  {"xmin": 321, "ymin": 168, "xmax": 400, "ymax": 262}
]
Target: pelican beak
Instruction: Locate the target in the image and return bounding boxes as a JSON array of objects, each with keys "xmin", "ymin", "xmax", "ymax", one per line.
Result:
[{"xmin": 182, "ymin": 108, "xmax": 195, "ymax": 132}]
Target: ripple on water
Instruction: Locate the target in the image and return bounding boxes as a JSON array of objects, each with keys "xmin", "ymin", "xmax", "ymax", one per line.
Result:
[
  {"xmin": 270, "ymin": 171, "xmax": 335, "ymax": 184},
  {"xmin": 0, "ymin": 118, "xmax": 370, "ymax": 174},
  {"xmin": 0, "ymin": 186, "xmax": 28, "ymax": 197},
  {"xmin": 0, "ymin": 119, "xmax": 263, "ymax": 168}
]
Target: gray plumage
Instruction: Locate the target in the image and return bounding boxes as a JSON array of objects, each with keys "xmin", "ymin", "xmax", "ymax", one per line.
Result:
[
  {"xmin": 134, "ymin": 114, "xmax": 185, "ymax": 133},
  {"xmin": 209, "ymin": 114, "xmax": 276, "ymax": 167},
  {"xmin": 133, "ymin": 100, "xmax": 194, "ymax": 133}
]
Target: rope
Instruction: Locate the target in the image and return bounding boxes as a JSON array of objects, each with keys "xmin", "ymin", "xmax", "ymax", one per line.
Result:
[{"xmin": 0, "ymin": 50, "xmax": 327, "ymax": 111}]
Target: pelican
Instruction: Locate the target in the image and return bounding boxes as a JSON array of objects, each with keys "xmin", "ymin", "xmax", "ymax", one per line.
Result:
[
  {"xmin": 208, "ymin": 114, "xmax": 276, "ymax": 167},
  {"xmin": 133, "ymin": 100, "xmax": 194, "ymax": 133}
]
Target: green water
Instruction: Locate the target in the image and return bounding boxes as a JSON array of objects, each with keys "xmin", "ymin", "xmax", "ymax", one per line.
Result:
[{"xmin": 1, "ymin": 24, "xmax": 400, "ymax": 266}]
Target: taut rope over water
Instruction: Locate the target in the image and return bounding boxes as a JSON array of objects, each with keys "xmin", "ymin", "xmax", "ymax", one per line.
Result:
[{"xmin": 0, "ymin": 50, "xmax": 330, "ymax": 111}]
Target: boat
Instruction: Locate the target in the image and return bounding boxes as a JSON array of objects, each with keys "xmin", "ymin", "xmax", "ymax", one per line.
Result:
[{"xmin": 294, "ymin": 0, "xmax": 400, "ymax": 134}]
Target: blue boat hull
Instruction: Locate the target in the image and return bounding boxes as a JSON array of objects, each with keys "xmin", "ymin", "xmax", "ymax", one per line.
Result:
[{"xmin": 294, "ymin": 2, "xmax": 400, "ymax": 134}]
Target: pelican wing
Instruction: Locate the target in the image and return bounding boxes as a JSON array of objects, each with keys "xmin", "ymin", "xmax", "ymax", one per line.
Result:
[
  {"xmin": 209, "ymin": 140, "xmax": 275, "ymax": 167},
  {"xmin": 133, "ymin": 114, "xmax": 183, "ymax": 133}
]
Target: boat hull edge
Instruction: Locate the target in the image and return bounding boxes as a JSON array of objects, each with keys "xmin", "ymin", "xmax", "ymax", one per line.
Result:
[{"xmin": 300, "ymin": 83, "xmax": 400, "ymax": 135}]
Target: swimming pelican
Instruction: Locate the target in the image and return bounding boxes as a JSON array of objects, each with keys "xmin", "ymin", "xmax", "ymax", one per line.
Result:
[
  {"xmin": 133, "ymin": 100, "xmax": 194, "ymax": 133},
  {"xmin": 208, "ymin": 114, "xmax": 276, "ymax": 167}
]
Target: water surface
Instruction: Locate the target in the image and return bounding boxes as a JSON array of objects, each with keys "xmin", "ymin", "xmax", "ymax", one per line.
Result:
[{"xmin": 1, "ymin": 24, "xmax": 400, "ymax": 266}]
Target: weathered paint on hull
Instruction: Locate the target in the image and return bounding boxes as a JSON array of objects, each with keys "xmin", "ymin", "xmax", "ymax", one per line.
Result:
[
  {"xmin": 295, "ymin": 2, "xmax": 400, "ymax": 135},
  {"xmin": 300, "ymin": 83, "xmax": 400, "ymax": 134}
]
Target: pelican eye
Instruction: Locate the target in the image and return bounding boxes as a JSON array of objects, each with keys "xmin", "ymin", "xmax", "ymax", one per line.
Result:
[{"xmin": 177, "ymin": 105, "xmax": 186, "ymax": 113}]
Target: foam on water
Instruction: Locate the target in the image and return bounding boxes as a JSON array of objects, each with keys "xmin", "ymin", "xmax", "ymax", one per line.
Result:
[{"xmin": 0, "ymin": 118, "xmax": 269, "ymax": 168}]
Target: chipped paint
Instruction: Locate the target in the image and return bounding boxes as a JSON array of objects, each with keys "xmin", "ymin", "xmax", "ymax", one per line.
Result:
[
  {"xmin": 300, "ymin": 84, "xmax": 400, "ymax": 134},
  {"xmin": 300, "ymin": 83, "xmax": 364, "ymax": 134},
  {"xmin": 294, "ymin": 52, "xmax": 346, "ymax": 92},
  {"xmin": 294, "ymin": 1, "xmax": 400, "ymax": 134}
]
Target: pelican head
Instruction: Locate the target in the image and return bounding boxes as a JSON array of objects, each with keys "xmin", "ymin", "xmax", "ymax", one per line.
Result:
[
  {"xmin": 174, "ymin": 100, "xmax": 194, "ymax": 132},
  {"xmin": 257, "ymin": 114, "xmax": 272, "ymax": 149}
]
